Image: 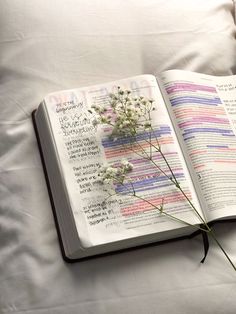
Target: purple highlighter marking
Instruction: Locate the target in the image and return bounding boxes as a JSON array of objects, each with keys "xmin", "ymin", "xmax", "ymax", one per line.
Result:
[
  {"xmin": 222, "ymin": 134, "xmax": 236, "ymax": 137},
  {"xmin": 102, "ymin": 126, "xmax": 171, "ymax": 148},
  {"xmin": 183, "ymin": 128, "xmax": 234, "ymax": 135},
  {"xmin": 183, "ymin": 136, "xmax": 195, "ymax": 141},
  {"xmin": 170, "ymin": 96, "xmax": 221, "ymax": 107},
  {"xmin": 117, "ymin": 183, "xmax": 173, "ymax": 194},
  {"xmin": 206, "ymin": 145, "xmax": 229, "ymax": 149},
  {"xmin": 116, "ymin": 173, "xmax": 184, "ymax": 193}
]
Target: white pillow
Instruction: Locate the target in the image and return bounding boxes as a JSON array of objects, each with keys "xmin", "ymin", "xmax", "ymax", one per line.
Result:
[{"xmin": 0, "ymin": 0, "xmax": 235, "ymax": 121}]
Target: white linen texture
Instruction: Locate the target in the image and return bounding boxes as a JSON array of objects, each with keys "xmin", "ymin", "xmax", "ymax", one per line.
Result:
[{"xmin": 1, "ymin": 1, "xmax": 236, "ymax": 313}]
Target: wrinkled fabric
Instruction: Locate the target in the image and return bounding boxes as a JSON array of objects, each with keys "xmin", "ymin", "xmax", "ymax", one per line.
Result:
[{"xmin": 1, "ymin": 1, "xmax": 236, "ymax": 313}]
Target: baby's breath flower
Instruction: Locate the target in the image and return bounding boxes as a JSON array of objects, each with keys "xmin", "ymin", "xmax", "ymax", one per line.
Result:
[
  {"xmin": 88, "ymin": 86, "xmax": 236, "ymax": 271},
  {"xmin": 106, "ymin": 166, "xmax": 118, "ymax": 175},
  {"xmin": 91, "ymin": 104, "xmax": 100, "ymax": 112},
  {"xmin": 90, "ymin": 87, "xmax": 156, "ymax": 140},
  {"xmin": 92, "ymin": 116, "xmax": 100, "ymax": 127},
  {"xmin": 98, "ymin": 160, "xmax": 134, "ymax": 186},
  {"xmin": 121, "ymin": 159, "xmax": 134, "ymax": 171},
  {"xmin": 91, "ymin": 104, "xmax": 107, "ymax": 114},
  {"xmin": 110, "ymin": 101, "xmax": 117, "ymax": 108},
  {"xmin": 123, "ymin": 121, "xmax": 130, "ymax": 127},
  {"xmin": 103, "ymin": 178, "xmax": 113, "ymax": 185},
  {"xmin": 144, "ymin": 121, "xmax": 151, "ymax": 129},
  {"xmin": 100, "ymin": 116, "xmax": 109, "ymax": 123}
]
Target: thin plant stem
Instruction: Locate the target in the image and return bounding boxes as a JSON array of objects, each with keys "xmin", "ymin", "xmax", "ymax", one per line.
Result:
[
  {"xmin": 110, "ymin": 177, "xmax": 210, "ymax": 233},
  {"xmin": 208, "ymin": 229, "xmax": 236, "ymax": 271},
  {"xmin": 142, "ymin": 135, "xmax": 208, "ymax": 225},
  {"xmin": 94, "ymin": 89, "xmax": 236, "ymax": 270}
]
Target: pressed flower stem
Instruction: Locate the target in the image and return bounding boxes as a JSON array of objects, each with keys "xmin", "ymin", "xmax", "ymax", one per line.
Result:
[
  {"xmin": 111, "ymin": 178, "xmax": 211, "ymax": 233},
  {"xmin": 130, "ymin": 139, "xmax": 236, "ymax": 270},
  {"xmin": 95, "ymin": 88, "xmax": 236, "ymax": 270},
  {"xmin": 130, "ymin": 193, "xmax": 210, "ymax": 233},
  {"xmin": 140, "ymin": 139, "xmax": 236, "ymax": 269},
  {"xmin": 117, "ymin": 126, "xmax": 215, "ymax": 232},
  {"xmin": 208, "ymin": 229, "xmax": 236, "ymax": 271},
  {"xmin": 126, "ymin": 188, "xmax": 235, "ymax": 270},
  {"xmin": 143, "ymin": 137, "xmax": 208, "ymax": 225}
]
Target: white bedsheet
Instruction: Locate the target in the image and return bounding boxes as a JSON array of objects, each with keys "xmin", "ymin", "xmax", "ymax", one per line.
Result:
[{"xmin": 1, "ymin": 1, "xmax": 236, "ymax": 313}]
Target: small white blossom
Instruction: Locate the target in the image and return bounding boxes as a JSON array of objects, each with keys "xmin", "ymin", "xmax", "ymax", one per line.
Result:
[
  {"xmin": 144, "ymin": 121, "xmax": 151, "ymax": 129},
  {"xmin": 92, "ymin": 117, "xmax": 100, "ymax": 127},
  {"xmin": 90, "ymin": 87, "xmax": 156, "ymax": 150},
  {"xmin": 103, "ymin": 178, "xmax": 113, "ymax": 185},
  {"xmin": 106, "ymin": 167, "xmax": 118, "ymax": 175},
  {"xmin": 98, "ymin": 159, "xmax": 134, "ymax": 186},
  {"xmin": 121, "ymin": 159, "xmax": 134, "ymax": 171}
]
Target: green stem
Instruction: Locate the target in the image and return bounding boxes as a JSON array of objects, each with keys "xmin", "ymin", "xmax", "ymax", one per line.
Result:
[
  {"xmin": 144, "ymin": 137, "xmax": 207, "ymax": 225},
  {"xmin": 208, "ymin": 229, "xmax": 236, "ymax": 271},
  {"xmin": 112, "ymin": 177, "xmax": 210, "ymax": 233},
  {"xmin": 99, "ymin": 93, "xmax": 236, "ymax": 270},
  {"xmin": 132, "ymin": 193, "xmax": 209, "ymax": 232}
]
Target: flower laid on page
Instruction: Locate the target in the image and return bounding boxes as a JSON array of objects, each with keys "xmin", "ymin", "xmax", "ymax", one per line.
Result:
[{"xmin": 89, "ymin": 87, "xmax": 236, "ymax": 271}]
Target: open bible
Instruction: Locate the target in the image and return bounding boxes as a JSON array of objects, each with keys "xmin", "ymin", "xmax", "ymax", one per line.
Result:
[{"xmin": 33, "ymin": 70, "xmax": 236, "ymax": 261}]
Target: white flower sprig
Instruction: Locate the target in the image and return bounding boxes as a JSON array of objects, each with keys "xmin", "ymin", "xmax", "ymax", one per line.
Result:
[
  {"xmin": 98, "ymin": 159, "xmax": 134, "ymax": 186},
  {"xmin": 89, "ymin": 87, "xmax": 155, "ymax": 139}
]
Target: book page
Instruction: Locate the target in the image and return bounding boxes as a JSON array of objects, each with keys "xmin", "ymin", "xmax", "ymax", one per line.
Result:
[
  {"xmin": 160, "ymin": 70, "xmax": 236, "ymax": 221},
  {"xmin": 44, "ymin": 75, "xmax": 202, "ymax": 247}
]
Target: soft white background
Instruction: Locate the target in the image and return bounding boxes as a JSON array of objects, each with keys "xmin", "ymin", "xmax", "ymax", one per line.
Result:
[{"xmin": 1, "ymin": 1, "xmax": 236, "ymax": 313}]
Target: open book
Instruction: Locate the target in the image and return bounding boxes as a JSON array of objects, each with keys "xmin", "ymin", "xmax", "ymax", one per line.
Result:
[{"xmin": 33, "ymin": 70, "xmax": 236, "ymax": 261}]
